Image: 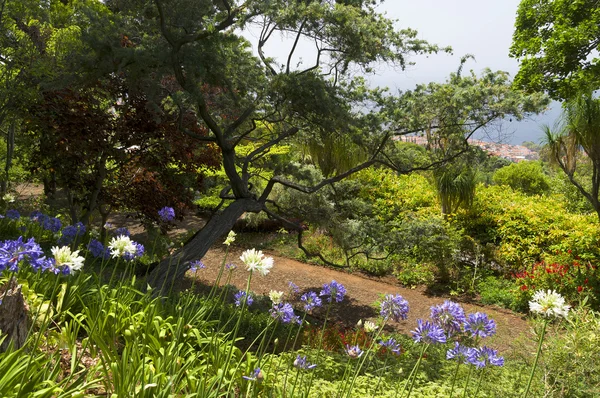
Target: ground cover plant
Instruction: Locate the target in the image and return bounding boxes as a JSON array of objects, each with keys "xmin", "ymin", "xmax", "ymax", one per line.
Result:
[{"xmin": 0, "ymin": 206, "xmax": 594, "ymax": 397}]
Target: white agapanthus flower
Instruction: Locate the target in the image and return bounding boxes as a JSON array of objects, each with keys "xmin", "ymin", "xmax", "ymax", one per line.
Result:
[
  {"xmin": 363, "ymin": 320, "xmax": 379, "ymax": 333},
  {"xmin": 529, "ymin": 289, "xmax": 570, "ymax": 318},
  {"xmin": 2, "ymin": 193, "xmax": 15, "ymax": 203},
  {"xmin": 224, "ymin": 230, "xmax": 236, "ymax": 246},
  {"xmin": 51, "ymin": 246, "xmax": 84, "ymax": 272},
  {"xmin": 269, "ymin": 290, "xmax": 284, "ymax": 305},
  {"xmin": 239, "ymin": 248, "xmax": 274, "ymax": 276},
  {"xmin": 108, "ymin": 235, "xmax": 137, "ymax": 258}
]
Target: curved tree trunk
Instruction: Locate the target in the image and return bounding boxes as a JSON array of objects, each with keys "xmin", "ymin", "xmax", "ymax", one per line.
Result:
[{"xmin": 148, "ymin": 198, "xmax": 263, "ymax": 295}]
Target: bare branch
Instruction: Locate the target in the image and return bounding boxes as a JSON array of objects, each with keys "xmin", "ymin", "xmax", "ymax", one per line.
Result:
[{"xmin": 286, "ymin": 19, "xmax": 307, "ymax": 74}]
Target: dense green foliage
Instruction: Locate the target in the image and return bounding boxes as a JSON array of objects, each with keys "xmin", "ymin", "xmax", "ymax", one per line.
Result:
[
  {"xmin": 511, "ymin": 0, "xmax": 600, "ymax": 99},
  {"xmin": 492, "ymin": 161, "xmax": 551, "ymax": 196}
]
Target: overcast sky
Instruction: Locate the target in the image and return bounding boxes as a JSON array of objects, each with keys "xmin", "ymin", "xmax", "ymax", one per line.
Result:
[
  {"xmin": 250, "ymin": 1, "xmax": 559, "ymax": 145},
  {"xmin": 370, "ymin": 0, "xmax": 560, "ymax": 145}
]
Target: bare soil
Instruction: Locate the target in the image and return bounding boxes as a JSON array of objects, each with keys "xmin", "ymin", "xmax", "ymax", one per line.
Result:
[{"xmin": 196, "ymin": 246, "xmax": 531, "ymax": 353}]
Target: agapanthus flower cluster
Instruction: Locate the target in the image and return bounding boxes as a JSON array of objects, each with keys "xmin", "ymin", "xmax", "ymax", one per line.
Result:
[
  {"xmin": 293, "ymin": 355, "xmax": 317, "ymax": 370},
  {"xmin": 50, "ymin": 246, "xmax": 85, "ymax": 274},
  {"xmin": 0, "ymin": 237, "xmax": 45, "ymax": 272},
  {"xmin": 87, "ymin": 239, "xmax": 111, "ymax": 259},
  {"xmin": 123, "ymin": 242, "xmax": 144, "ymax": 261},
  {"xmin": 380, "ymin": 294, "xmax": 409, "ymax": 322},
  {"xmin": 430, "ymin": 300, "xmax": 467, "ymax": 337},
  {"xmin": 58, "ymin": 222, "xmax": 86, "ymax": 245},
  {"xmin": 320, "ymin": 280, "xmax": 346, "ymax": 303},
  {"xmin": 412, "ymin": 319, "xmax": 447, "ymax": 344},
  {"xmin": 464, "ymin": 312, "xmax": 496, "ymax": 338},
  {"xmin": 269, "ymin": 302, "xmax": 301, "ymax": 324},
  {"xmin": 268, "ymin": 290, "xmax": 284, "ymax": 305},
  {"xmin": 288, "ymin": 281, "xmax": 300, "ymax": 294},
  {"xmin": 158, "ymin": 207, "xmax": 175, "ymax": 223},
  {"xmin": 30, "ymin": 211, "xmax": 62, "ymax": 232},
  {"xmin": 300, "ymin": 291, "xmax": 322, "ymax": 312},
  {"xmin": 6, "ymin": 209, "xmax": 20, "ymax": 220},
  {"xmin": 234, "ymin": 290, "xmax": 253, "ymax": 307},
  {"xmin": 113, "ymin": 227, "xmax": 131, "ymax": 237},
  {"xmin": 108, "ymin": 235, "xmax": 143, "ymax": 260},
  {"xmin": 363, "ymin": 320, "xmax": 378, "ymax": 333},
  {"xmin": 223, "ymin": 230, "xmax": 236, "ymax": 246},
  {"xmin": 470, "ymin": 346, "xmax": 504, "ymax": 368},
  {"xmin": 379, "ymin": 338, "xmax": 402, "ymax": 355},
  {"xmin": 529, "ymin": 289, "xmax": 570, "ymax": 318},
  {"xmin": 446, "ymin": 342, "xmax": 477, "ymax": 364},
  {"xmin": 225, "ymin": 263, "xmax": 236, "ymax": 271},
  {"xmin": 239, "ymin": 248, "xmax": 274, "ymax": 276},
  {"xmin": 189, "ymin": 260, "xmax": 205, "ymax": 272},
  {"xmin": 242, "ymin": 368, "xmax": 264, "ymax": 381},
  {"xmin": 345, "ymin": 344, "xmax": 364, "ymax": 358}
]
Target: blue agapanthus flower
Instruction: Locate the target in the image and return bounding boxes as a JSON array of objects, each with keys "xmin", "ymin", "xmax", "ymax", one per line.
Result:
[
  {"xmin": 58, "ymin": 222, "xmax": 86, "ymax": 245},
  {"xmin": 288, "ymin": 281, "xmax": 300, "ymax": 294},
  {"xmin": 412, "ymin": 319, "xmax": 447, "ymax": 344},
  {"xmin": 430, "ymin": 300, "xmax": 467, "ymax": 337},
  {"xmin": 123, "ymin": 243, "xmax": 144, "ymax": 261},
  {"xmin": 446, "ymin": 342, "xmax": 477, "ymax": 364},
  {"xmin": 471, "ymin": 346, "xmax": 504, "ymax": 368},
  {"xmin": 30, "ymin": 211, "xmax": 62, "ymax": 232},
  {"xmin": 113, "ymin": 227, "xmax": 131, "ymax": 237},
  {"xmin": 464, "ymin": 312, "xmax": 496, "ymax": 339},
  {"xmin": 379, "ymin": 338, "xmax": 402, "ymax": 355},
  {"xmin": 158, "ymin": 207, "xmax": 175, "ymax": 222},
  {"xmin": 380, "ymin": 294, "xmax": 409, "ymax": 322},
  {"xmin": 0, "ymin": 236, "xmax": 45, "ymax": 273},
  {"xmin": 269, "ymin": 302, "xmax": 301, "ymax": 324},
  {"xmin": 189, "ymin": 260, "xmax": 205, "ymax": 272},
  {"xmin": 242, "ymin": 368, "xmax": 263, "ymax": 381},
  {"xmin": 300, "ymin": 291, "xmax": 322, "ymax": 312},
  {"xmin": 320, "ymin": 280, "xmax": 346, "ymax": 303},
  {"xmin": 293, "ymin": 355, "xmax": 317, "ymax": 370},
  {"xmin": 234, "ymin": 290, "xmax": 253, "ymax": 307},
  {"xmin": 5, "ymin": 209, "xmax": 20, "ymax": 220},
  {"xmin": 87, "ymin": 239, "xmax": 110, "ymax": 259},
  {"xmin": 345, "ymin": 344, "xmax": 364, "ymax": 358}
]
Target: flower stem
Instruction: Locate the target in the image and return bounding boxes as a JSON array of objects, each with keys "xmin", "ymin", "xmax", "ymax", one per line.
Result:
[
  {"xmin": 473, "ymin": 367, "xmax": 486, "ymax": 397},
  {"xmin": 523, "ymin": 319, "xmax": 548, "ymax": 398},
  {"xmin": 404, "ymin": 343, "xmax": 428, "ymax": 398},
  {"xmin": 449, "ymin": 360, "xmax": 461, "ymax": 398},
  {"xmin": 462, "ymin": 365, "xmax": 473, "ymax": 398}
]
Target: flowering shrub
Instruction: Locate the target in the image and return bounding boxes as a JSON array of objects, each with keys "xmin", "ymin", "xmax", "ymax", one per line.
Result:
[{"xmin": 513, "ymin": 251, "xmax": 599, "ymax": 308}]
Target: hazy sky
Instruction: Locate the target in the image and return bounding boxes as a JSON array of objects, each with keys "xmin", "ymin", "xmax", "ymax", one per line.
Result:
[
  {"xmin": 370, "ymin": 0, "xmax": 560, "ymax": 144},
  {"xmin": 250, "ymin": 1, "xmax": 559, "ymax": 145}
]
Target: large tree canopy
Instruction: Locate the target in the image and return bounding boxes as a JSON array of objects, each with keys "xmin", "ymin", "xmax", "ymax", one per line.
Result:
[
  {"xmin": 3, "ymin": 0, "xmax": 548, "ymax": 292},
  {"xmin": 510, "ymin": 0, "xmax": 600, "ymax": 99}
]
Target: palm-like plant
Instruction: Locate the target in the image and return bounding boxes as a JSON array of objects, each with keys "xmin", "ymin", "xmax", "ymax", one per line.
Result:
[{"xmin": 543, "ymin": 92, "xmax": 600, "ymax": 221}]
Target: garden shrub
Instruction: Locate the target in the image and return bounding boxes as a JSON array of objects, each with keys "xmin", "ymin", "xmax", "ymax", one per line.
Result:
[
  {"xmin": 541, "ymin": 306, "xmax": 600, "ymax": 397},
  {"xmin": 492, "ymin": 161, "xmax": 551, "ymax": 196},
  {"xmin": 458, "ymin": 184, "xmax": 600, "ymax": 272}
]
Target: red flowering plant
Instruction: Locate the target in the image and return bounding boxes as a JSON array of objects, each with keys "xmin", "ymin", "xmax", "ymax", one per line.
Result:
[{"xmin": 513, "ymin": 249, "xmax": 599, "ymax": 309}]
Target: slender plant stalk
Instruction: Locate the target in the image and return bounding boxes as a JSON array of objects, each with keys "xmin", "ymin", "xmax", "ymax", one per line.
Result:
[
  {"xmin": 217, "ymin": 271, "xmax": 253, "ymax": 394},
  {"xmin": 449, "ymin": 360, "xmax": 462, "ymax": 398},
  {"xmin": 473, "ymin": 367, "xmax": 487, "ymax": 397},
  {"xmin": 462, "ymin": 365, "xmax": 474, "ymax": 398},
  {"xmin": 523, "ymin": 319, "xmax": 548, "ymax": 398},
  {"xmin": 345, "ymin": 320, "xmax": 387, "ymax": 397},
  {"xmin": 404, "ymin": 343, "xmax": 429, "ymax": 398}
]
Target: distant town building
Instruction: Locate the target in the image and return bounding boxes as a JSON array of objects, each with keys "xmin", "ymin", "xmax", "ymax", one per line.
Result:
[{"xmin": 396, "ymin": 135, "xmax": 539, "ymax": 163}]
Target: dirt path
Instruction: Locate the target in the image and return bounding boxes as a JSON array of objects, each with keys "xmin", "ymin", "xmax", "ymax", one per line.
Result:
[{"xmin": 197, "ymin": 246, "xmax": 531, "ymax": 352}]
